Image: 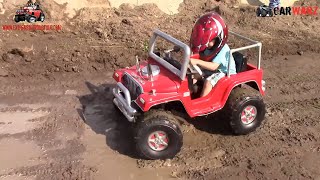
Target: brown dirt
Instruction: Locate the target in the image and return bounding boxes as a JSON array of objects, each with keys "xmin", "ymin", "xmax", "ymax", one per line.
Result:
[{"xmin": 0, "ymin": 0, "xmax": 320, "ymax": 179}]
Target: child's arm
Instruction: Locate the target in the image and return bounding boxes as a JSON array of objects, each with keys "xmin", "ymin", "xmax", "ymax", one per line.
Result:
[{"xmin": 190, "ymin": 58, "xmax": 220, "ymax": 71}]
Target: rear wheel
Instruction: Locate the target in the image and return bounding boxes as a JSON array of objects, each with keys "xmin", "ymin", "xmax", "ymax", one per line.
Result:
[
  {"xmin": 39, "ymin": 13, "xmax": 45, "ymax": 22},
  {"xmin": 224, "ymin": 87, "xmax": 266, "ymax": 135},
  {"xmin": 268, "ymin": 8, "xmax": 274, "ymax": 17},
  {"xmin": 135, "ymin": 110, "xmax": 183, "ymax": 160}
]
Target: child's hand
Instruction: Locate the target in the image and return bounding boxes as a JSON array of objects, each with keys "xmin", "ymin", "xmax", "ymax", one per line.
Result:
[{"xmin": 190, "ymin": 58, "xmax": 198, "ymax": 66}]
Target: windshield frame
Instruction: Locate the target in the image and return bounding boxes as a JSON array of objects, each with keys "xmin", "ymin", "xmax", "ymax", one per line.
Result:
[{"xmin": 148, "ymin": 29, "xmax": 191, "ymax": 81}]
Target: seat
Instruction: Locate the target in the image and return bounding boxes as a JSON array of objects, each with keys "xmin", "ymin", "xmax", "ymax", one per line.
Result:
[{"xmin": 232, "ymin": 52, "xmax": 248, "ymax": 73}]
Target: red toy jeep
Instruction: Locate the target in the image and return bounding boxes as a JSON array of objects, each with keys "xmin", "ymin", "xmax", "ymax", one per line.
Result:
[
  {"xmin": 112, "ymin": 29, "xmax": 266, "ymax": 160},
  {"xmin": 14, "ymin": 3, "xmax": 45, "ymax": 23}
]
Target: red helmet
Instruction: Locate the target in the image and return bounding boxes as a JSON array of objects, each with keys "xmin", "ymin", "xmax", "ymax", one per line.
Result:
[{"xmin": 190, "ymin": 12, "xmax": 228, "ymax": 61}]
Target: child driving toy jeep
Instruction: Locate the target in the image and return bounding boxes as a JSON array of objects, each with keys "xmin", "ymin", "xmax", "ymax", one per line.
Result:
[
  {"xmin": 112, "ymin": 12, "xmax": 267, "ymax": 159},
  {"xmin": 189, "ymin": 12, "xmax": 237, "ymax": 97}
]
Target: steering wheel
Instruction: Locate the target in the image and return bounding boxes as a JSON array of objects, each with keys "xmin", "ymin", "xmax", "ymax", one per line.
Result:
[
  {"xmin": 164, "ymin": 56, "xmax": 182, "ymax": 70},
  {"xmin": 163, "ymin": 49, "xmax": 182, "ymax": 70},
  {"xmin": 188, "ymin": 62, "xmax": 203, "ymax": 76}
]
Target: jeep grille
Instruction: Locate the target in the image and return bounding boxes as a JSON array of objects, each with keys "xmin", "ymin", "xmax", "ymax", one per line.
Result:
[{"xmin": 122, "ymin": 73, "xmax": 143, "ymax": 100}]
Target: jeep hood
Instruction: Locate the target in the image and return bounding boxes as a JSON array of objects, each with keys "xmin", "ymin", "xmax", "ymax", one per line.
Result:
[{"xmin": 117, "ymin": 60, "xmax": 181, "ymax": 93}]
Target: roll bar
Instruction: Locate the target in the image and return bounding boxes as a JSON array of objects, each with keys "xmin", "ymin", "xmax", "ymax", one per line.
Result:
[
  {"xmin": 148, "ymin": 29, "xmax": 262, "ymax": 80},
  {"xmin": 228, "ymin": 31, "xmax": 262, "ymax": 77}
]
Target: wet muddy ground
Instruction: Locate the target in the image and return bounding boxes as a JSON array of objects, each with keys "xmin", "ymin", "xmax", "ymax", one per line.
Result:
[
  {"xmin": 1, "ymin": 53, "xmax": 320, "ymax": 180},
  {"xmin": 0, "ymin": 0, "xmax": 320, "ymax": 179}
]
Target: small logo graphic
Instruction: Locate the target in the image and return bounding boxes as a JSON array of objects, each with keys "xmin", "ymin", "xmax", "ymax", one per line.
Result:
[
  {"xmin": 3, "ymin": 1, "xmax": 62, "ymax": 31},
  {"xmin": 256, "ymin": 5, "xmax": 273, "ymax": 17},
  {"xmin": 256, "ymin": 5, "xmax": 318, "ymax": 17},
  {"xmin": 14, "ymin": 1, "xmax": 45, "ymax": 23}
]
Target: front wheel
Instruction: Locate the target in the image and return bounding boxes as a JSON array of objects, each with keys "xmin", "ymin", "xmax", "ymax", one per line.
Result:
[
  {"xmin": 27, "ymin": 16, "xmax": 36, "ymax": 23},
  {"xmin": 14, "ymin": 15, "xmax": 20, "ymax": 23},
  {"xmin": 260, "ymin": 9, "xmax": 268, "ymax": 17},
  {"xmin": 135, "ymin": 110, "xmax": 183, "ymax": 160},
  {"xmin": 225, "ymin": 87, "xmax": 266, "ymax": 135},
  {"xmin": 256, "ymin": 7, "xmax": 262, "ymax": 17}
]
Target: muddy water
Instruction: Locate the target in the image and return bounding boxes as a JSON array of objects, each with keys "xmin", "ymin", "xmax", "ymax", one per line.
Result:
[
  {"xmin": 82, "ymin": 128, "xmax": 176, "ymax": 180},
  {"xmin": 0, "ymin": 105, "xmax": 49, "ymax": 180},
  {"xmin": 0, "ymin": 80, "xmax": 177, "ymax": 180}
]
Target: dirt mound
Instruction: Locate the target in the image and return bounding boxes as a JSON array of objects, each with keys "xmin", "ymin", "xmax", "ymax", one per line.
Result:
[
  {"xmin": 86, "ymin": 0, "xmax": 320, "ymax": 60},
  {"xmin": 1, "ymin": 0, "xmax": 320, "ymax": 79}
]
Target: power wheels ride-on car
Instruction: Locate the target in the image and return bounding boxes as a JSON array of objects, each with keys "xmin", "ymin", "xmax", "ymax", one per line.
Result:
[
  {"xmin": 112, "ymin": 29, "xmax": 266, "ymax": 160},
  {"xmin": 14, "ymin": 4, "xmax": 45, "ymax": 23}
]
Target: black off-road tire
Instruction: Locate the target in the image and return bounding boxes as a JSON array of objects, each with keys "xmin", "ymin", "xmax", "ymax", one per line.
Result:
[
  {"xmin": 256, "ymin": 7, "xmax": 262, "ymax": 17},
  {"xmin": 257, "ymin": 5, "xmax": 270, "ymax": 17},
  {"xmin": 14, "ymin": 15, "xmax": 20, "ymax": 23},
  {"xmin": 224, "ymin": 87, "xmax": 266, "ymax": 135},
  {"xmin": 27, "ymin": 15, "xmax": 37, "ymax": 23},
  {"xmin": 39, "ymin": 13, "xmax": 45, "ymax": 22},
  {"xmin": 135, "ymin": 110, "xmax": 183, "ymax": 160},
  {"xmin": 268, "ymin": 8, "xmax": 274, "ymax": 17},
  {"xmin": 260, "ymin": 9, "xmax": 268, "ymax": 17}
]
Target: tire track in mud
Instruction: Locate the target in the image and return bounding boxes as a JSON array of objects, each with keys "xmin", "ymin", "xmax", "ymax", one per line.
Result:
[
  {"xmin": 2, "ymin": 162, "xmax": 97, "ymax": 180},
  {"xmin": 0, "ymin": 106, "xmax": 51, "ymax": 138},
  {"xmin": 268, "ymin": 97, "xmax": 320, "ymax": 113},
  {"xmin": 0, "ymin": 104, "xmax": 53, "ymax": 178}
]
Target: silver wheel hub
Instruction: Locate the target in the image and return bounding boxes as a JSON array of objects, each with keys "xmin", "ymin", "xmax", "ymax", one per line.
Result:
[
  {"xmin": 147, "ymin": 131, "xmax": 169, "ymax": 151},
  {"xmin": 241, "ymin": 105, "xmax": 257, "ymax": 125}
]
